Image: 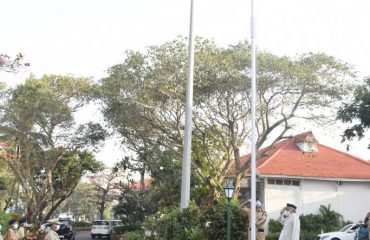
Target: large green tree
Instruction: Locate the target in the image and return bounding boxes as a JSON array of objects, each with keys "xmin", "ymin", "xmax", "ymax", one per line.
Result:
[
  {"xmin": 0, "ymin": 75, "xmax": 106, "ymax": 220},
  {"xmin": 59, "ymin": 182, "xmax": 99, "ymax": 221},
  {"xmin": 337, "ymin": 77, "xmax": 370, "ymax": 149},
  {"xmin": 98, "ymin": 38, "xmax": 356, "ymax": 205}
]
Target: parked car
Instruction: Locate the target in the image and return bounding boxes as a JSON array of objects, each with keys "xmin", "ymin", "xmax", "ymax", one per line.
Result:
[
  {"xmin": 109, "ymin": 220, "xmax": 123, "ymax": 234},
  {"xmin": 109, "ymin": 220, "xmax": 123, "ymax": 227},
  {"xmin": 91, "ymin": 220, "xmax": 112, "ymax": 239},
  {"xmin": 317, "ymin": 224, "xmax": 359, "ymax": 240},
  {"xmin": 40, "ymin": 220, "xmax": 75, "ymax": 240},
  {"xmin": 58, "ymin": 219, "xmax": 76, "ymax": 240}
]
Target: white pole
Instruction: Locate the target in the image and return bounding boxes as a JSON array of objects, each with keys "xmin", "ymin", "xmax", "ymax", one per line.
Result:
[
  {"xmin": 180, "ymin": 0, "xmax": 195, "ymax": 209},
  {"xmin": 250, "ymin": 0, "xmax": 257, "ymax": 240}
]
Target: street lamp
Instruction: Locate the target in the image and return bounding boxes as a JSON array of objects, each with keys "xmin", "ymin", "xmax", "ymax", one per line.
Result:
[{"xmin": 223, "ymin": 179, "xmax": 234, "ymax": 240}]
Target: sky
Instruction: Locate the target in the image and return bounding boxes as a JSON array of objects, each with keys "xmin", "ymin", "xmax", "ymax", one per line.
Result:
[{"xmin": 1, "ymin": 0, "xmax": 370, "ymax": 165}]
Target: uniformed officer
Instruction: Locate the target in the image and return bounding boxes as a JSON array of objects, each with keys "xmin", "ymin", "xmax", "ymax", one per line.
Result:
[
  {"xmin": 17, "ymin": 218, "xmax": 27, "ymax": 240},
  {"xmin": 44, "ymin": 219, "xmax": 59, "ymax": 240},
  {"xmin": 5, "ymin": 219, "xmax": 19, "ymax": 240},
  {"xmin": 278, "ymin": 203, "xmax": 300, "ymax": 240},
  {"xmin": 0, "ymin": 224, "xmax": 4, "ymax": 240},
  {"xmin": 240, "ymin": 199, "xmax": 268, "ymax": 240}
]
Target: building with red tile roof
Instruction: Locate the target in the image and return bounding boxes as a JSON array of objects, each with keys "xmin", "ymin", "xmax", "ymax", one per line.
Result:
[
  {"xmin": 240, "ymin": 131, "xmax": 370, "ymax": 180},
  {"xmin": 240, "ymin": 131, "xmax": 370, "ymax": 223}
]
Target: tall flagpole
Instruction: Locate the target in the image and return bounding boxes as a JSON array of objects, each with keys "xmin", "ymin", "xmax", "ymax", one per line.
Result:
[
  {"xmin": 180, "ymin": 0, "xmax": 195, "ymax": 209},
  {"xmin": 250, "ymin": 0, "xmax": 257, "ymax": 240}
]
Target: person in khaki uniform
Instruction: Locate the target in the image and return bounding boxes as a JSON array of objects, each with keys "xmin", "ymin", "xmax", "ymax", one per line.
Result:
[
  {"xmin": 5, "ymin": 219, "xmax": 19, "ymax": 240},
  {"xmin": 44, "ymin": 219, "xmax": 59, "ymax": 240},
  {"xmin": 1, "ymin": 224, "xmax": 4, "ymax": 240},
  {"xmin": 240, "ymin": 199, "xmax": 268, "ymax": 240},
  {"xmin": 17, "ymin": 218, "xmax": 27, "ymax": 240}
]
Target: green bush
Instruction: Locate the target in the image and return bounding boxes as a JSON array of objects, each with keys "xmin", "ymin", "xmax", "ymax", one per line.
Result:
[
  {"xmin": 143, "ymin": 200, "xmax": 248, "ymax": 240},
  {"xmin": 73, "ymin": 221, "xmax": 91, "ymax": 228},
  {"xmin": 122, "ymin": 230, "xmax": 145, "ymax": 240},
  {"xmin": 0, "ymin": 211, "xmax": 12, "ymax": 234}
]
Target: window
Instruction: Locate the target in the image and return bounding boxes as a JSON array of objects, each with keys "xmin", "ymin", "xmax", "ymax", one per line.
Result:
[{"xmin": 267, "ymin": 178, "xmax": 300, "ymax": 186}]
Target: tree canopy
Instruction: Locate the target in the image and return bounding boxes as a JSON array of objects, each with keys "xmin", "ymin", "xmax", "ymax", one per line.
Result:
[
  {"xmin": 337, "ymin": 77, "xmax": 370, "ymax": 149},
  {"xmin": 98, "ymin": 37, "xmax": 356, "ymax": 205},
  {"xmin": 0, "ymin": 75, "xmax": 105, "ymax": 220}
]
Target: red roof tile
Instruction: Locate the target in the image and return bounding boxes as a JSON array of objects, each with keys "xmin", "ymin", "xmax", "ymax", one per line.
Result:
[
  {"xmin": 240, "ymin": 131, "xmax": 370, "ymax": 179},
  {"xmin": 131, "ymin": 178, "xmax": 151, "ymax": 190}
]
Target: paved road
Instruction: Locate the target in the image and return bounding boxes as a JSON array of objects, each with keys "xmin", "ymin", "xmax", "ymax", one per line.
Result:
[{"xmin": 75, "ymin": 231, "xmax": 90, "ymax": 240}]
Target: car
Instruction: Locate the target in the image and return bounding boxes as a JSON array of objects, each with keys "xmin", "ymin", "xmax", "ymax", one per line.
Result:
[
  {"xmin": 57, "ymin": 219, "xmax": 76, "ymax": 240},
  {"xmin": 317, "ymin": 224, "xmax": 359, "ymax": 240},
  {"xmin": 109, "ymin": 220, "xmax": 123, "ymax": 234},
  {"xmin": 40, "ymin": 220, "xmax": 75, "ymax": 240},
  {"xmin": 109, "ymin": 220, "xmax": 123, "ymax": 227},
  {"xmin": 91, "ymin": 220, "xmax": 112, "ymax": 239}
]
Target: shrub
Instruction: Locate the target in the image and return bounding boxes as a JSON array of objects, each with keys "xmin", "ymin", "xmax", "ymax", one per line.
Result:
[
  {"xmin": 0, "ymin": 211, "xmax": 12, "ymax": 234},
  {"xmin": 122, "ymin": 230, "xmax": 145, "ymax": 240},
  {"xmin": 143, "ymin": 200, "xmax": 248, "ymax": 240},
  {"xmin": 73, "ymin": 221, "xmax": 91, "ymax": 228}
]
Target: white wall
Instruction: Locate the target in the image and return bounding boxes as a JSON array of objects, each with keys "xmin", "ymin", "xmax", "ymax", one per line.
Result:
[{"xmin": 264, "ymin": 179, "xmax": 370, "ymax": 223}]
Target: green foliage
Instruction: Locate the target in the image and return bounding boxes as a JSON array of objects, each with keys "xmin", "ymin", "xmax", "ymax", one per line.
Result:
[
  {"xmin": 318, "ymin": 204, "xmax": 343, "ymax": 232},
  {"xmin": 338, "ymin": 77, "xmax": 370, "ymax": 148},
  {"xmin": 122, "ymin": 230, "xmax": 145, "ymax": 240},
  {"xmin": 143, "ymin": 200, "xmax": 248, "ymax": 240},
  {"xmin": 73, "ymin": 221, "xmax": 91, "ymax": 228},
  {"xmin": 0, "ymin": 211, "xmax": 12, "ymax": 234},
  {"xmin": 0, "ymin": 75, "xmax": 106, "ymax": 220},
  {"xmin": 59, "ymin": 183, "xmax": 99, "ymax": 221},
  {"xmin": 99, "ymin": 37, "xmax": 356, "ymax": 206},
  {"xmin": 268, "ymin": 218, "xmax": 283, "ymax": 233},
  {"xmin": 184, "ymin": 226, "xmax": 204, "ymax": 240}
]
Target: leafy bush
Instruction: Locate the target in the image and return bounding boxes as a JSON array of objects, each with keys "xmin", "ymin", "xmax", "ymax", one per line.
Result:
[
  {"xmin": 73, "ymin": 221, "xmax": 91, "ymax": 228},
  {"xmin": 0, "ymin": 211, "xmax": 12, "ymax": 234},
  {"xmin": 122, "ymin": 230, "xmax": 145, "ymax": 240},
  {"xmin": 143, "ymin": 200, "xmax": 248, "ymax": 240},
  {"xmin": 268, "ymin": 219, "xmax": 282, "ymax": 233}
]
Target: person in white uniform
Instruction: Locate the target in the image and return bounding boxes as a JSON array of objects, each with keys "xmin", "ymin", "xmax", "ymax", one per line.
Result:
[
  {"xmin": 278, "ymin": 203, "xmax": 300, "ymax": 240},
  {"xmin": 44, "ymin": 219, "xmax": 60, "ymax": 240}
]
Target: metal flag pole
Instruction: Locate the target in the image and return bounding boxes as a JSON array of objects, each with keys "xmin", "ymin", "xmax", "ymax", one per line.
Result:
[
  {"xmin": 250, "ymin": 0, "xmax": 257, "ymax": 240},
  {"xmin": 180, "ymin": 0, "xmax": 195, "ymax": 209}
]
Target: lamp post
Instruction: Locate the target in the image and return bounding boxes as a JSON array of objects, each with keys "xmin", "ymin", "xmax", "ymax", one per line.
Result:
[{"xmin": 224, "ymin": 179, "xmax": 234, "ymax": 240}]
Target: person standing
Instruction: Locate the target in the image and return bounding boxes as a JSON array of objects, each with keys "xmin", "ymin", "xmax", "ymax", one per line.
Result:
[
  {"xmin": 240, "ymin": 199, "xmax": 268, "ymax": 240},
  {"xmin": 44, "ymin": 220, "xmax": 59, "ymax": 240},
  {"xmin": 17, "ymin": 218, "xmax": 27, "ymax": 240},
  {"xmin": 5, "ymin": 219, "xmax": 19, "ymax": 240},
  {"xmin": 356, "ymin": 212, "xmax": 370, "ymax": 240},
  {"xmin": 1, "ymin": 224, "xmax": 4, "ymax": 240},
  {"xmin": 278, "ymin": 203, "xmax": 300, "ymax": 240}
]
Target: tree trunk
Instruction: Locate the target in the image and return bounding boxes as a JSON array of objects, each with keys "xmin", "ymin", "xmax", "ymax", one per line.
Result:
[
  {"xmin": 99, "ymin": 189, "xmax": 108, "ymax": 219},
  {"xmin": 43, "ymin": 197, "xmax": 66, "ymax": 221}
]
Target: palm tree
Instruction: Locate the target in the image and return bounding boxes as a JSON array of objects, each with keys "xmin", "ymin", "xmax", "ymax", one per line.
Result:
[{"xmin": 319, "ymin": 204, "xmax": 343, "ymax": 231}]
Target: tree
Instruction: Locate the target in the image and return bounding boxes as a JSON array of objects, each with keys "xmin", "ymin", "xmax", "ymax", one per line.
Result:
[
  {"xmin": 337, "ymin": 77, "xmax": 370, "ymax": 149},
  {"xmin": 88, "ymin": 167, "xmax": 125, "ymax": 219},
  {"xmin": 98, "ymin": 38, "xmax": 356, "ymax": 205},
  {"xmin": 59, "ymin": 183, "xmax": 99, "ymax": 221},
  {"xmin": 0, "ymin": 53, "xmax": 30, "ymax": 73},
  {"xmin": 0, "ymin": 75, "xmax": 106, "ymax": 220},
  {"xmin": 0, "ymin": 161, "xmax": 17, "ymax": 211}
]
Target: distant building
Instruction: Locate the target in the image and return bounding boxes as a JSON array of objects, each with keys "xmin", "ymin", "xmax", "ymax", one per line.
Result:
[{"xmin": 240, "ymin": 131, "xmax": 370, "ymax": 223}]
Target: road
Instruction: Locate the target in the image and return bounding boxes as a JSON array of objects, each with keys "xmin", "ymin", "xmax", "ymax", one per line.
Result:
[{"xmin": 75, "ymin": 231, "xmax": 90, "ymax": 240}]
